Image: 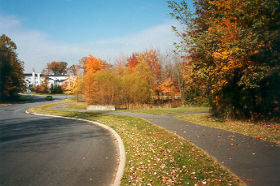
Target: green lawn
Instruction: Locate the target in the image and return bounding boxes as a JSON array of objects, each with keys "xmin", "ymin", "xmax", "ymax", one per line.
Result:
[
  {"xmin": 176, "ymin": 113, "xmax": 280, "ymax": 144},
  {"xmin": 28, "ymin": 101, "xmax": 241, "ymax": 185}
]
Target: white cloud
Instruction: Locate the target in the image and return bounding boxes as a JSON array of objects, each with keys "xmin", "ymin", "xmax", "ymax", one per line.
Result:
[{"xmin": 0, "ymin": 15, "xmax": 179, "ymax": 73}]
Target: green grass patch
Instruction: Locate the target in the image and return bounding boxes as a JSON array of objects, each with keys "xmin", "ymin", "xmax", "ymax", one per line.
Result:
[
  {"xmin": 123, "ymin": 106, "xmax": 209, "ymax": 114},
  {"xmin": 176, "ymin": 113, "xmax": 280, "ymax": 144},
  {"xmin": 28, "ymin": 101, "xmax": 241, "ymax": 185}
]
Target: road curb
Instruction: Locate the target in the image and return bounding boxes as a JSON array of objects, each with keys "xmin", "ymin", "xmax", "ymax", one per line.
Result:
[{"xmin": 25, "ymin": 110, "xmax": 125, "ymax": 186}]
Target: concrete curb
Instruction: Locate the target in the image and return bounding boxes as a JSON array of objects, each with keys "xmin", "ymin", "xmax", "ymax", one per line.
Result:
[{"xmin": 25, "ymin": 110, "xmax": 125, "ymax": 186}]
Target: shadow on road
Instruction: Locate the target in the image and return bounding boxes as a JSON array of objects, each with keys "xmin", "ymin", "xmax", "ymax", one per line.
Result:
[{"xmin": 0, "ymin": 116, "xmax": 110, "ymax": 153}]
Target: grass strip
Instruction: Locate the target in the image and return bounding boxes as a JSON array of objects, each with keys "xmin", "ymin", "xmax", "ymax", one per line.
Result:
[
  {"xmin": 28, "ymin": 101, "xmax": 241, "ymax": 185},
  {"xmin": 176, "ymin": 113, "xmax": 280, "ymax": 144},
  {"xmin": 124, "ymin": 106, "xmax": 209, "ymax": 114},
  {"xmin": 63, "ymin": 102, "xmax": 209, "ymax": 114},
  {"xmin": 64, "ymin": 102, "xmax": 87, "ymax": 110}
]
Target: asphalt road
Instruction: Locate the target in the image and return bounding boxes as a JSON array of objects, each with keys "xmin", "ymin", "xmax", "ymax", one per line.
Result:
[{"xmin": 0, "ymin": 96, "xmax": 117, "ymax": 186}]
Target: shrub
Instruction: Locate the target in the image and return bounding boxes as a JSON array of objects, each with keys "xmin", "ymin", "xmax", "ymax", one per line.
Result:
[
  {"xmin": 50, "ymin": 84, "xmax": 63, "ymax": 94},
  {"xmin": 45, "ymin": 96, "xmax": 53, "ymax": 101}
]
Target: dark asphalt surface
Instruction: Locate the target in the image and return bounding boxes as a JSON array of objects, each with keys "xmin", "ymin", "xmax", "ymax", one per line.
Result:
[
  {"xmin": 112, "ymin": 111, "xmax": 280, "ymax": 186},
  {"xmin": 0, "ymin": 95, "xmax": 117, "ymax": 186}
]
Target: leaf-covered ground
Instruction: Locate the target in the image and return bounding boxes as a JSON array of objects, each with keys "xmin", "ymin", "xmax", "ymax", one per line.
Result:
[
  {"xmin": 28, "ymin": 101, "xmax": 241, "ymax": 185},
  {"xmin": 176, "ymin": 113, "xmax": 280, "ymax": 144}
]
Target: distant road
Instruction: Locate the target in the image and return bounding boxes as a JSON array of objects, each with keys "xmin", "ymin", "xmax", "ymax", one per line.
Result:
[{"xmin": 0, "ymin": 96, "xmax": 117, "ymax": 186}]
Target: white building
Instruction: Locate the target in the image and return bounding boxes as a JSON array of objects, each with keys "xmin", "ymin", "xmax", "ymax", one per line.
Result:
[{"xmin": 24, "ymin": 71, "xmax": 68, "ymax": 88}]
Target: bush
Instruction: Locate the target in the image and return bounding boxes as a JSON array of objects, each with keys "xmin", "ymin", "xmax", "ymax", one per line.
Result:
[
  {"xmin": 45, "ymin": 96, "xmax": 53, "ymax": 101},
  {"xmin": 35, "ymin": 85, "xmax": 48, "ymax": 93},
  {"xmin": 50, "ymin": 84, "xmax": 63, "ymax": 94}
]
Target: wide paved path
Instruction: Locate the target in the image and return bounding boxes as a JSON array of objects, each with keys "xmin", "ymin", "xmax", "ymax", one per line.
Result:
[{"xmin": 0, "ymin": 96, "xmax": 117, "ymax": 186}]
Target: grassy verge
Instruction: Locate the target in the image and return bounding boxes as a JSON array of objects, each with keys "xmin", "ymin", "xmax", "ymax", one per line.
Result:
[
  {"xmin": 28, "ymin": 101, "xmax": 241, "ymax": 185},
  {"xmin": 64, "ymin": 102, "xmax": 87, "ymax": 110},
  {"xmin": 62, "ymin": 101, "xmax": 209, "ymax": 114},
  {"xmin": 176, "ymin": 113, "xmax": 280, "ymax": 144},
  {"xmin": 125, "ymin": 106, "xmax": 209, "ymax": 114}
]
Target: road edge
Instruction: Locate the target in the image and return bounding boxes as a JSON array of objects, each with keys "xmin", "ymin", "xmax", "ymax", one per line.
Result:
[{"xmin": 25, "ymin": 110, "xmax": 126, "ymax": 186}]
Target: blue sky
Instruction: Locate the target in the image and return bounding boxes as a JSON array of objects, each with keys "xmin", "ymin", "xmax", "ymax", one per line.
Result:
[{"xmin": 0, "ymin": 0, "xmax": 194, "ymax": 72}]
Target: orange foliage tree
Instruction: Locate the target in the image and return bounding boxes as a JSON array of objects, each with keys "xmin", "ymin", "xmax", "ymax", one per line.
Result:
[
  {"xmin": 44, "ymin": 61, "xmax": 68, "ymax": 75},
  {"xmin": 127, "ymin": 49, "xmax": 160, "ymax": 77},
  {"xmin": 82, "ymin": 55, "xmax": 107, "ymax": 104}
]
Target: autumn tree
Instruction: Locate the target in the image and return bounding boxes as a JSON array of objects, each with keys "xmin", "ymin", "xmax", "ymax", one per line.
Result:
[
  {"xmin": 35, "ymin": 75, "xmax": 49, "ymax": 93},
  {"xmin": 0, "ymin": 34, "xmax": 25, "ymax": 101},
  {"xmin": 79, "ymin": 50, "xmax": 204, "ymax": 108},
  {"xmin": 127, "ymin": 49, "xmax": 160, "ymax": 77},
  {"xmin": 126, "ymin": 49, "xmax": 161, "ymax": 97},
  {"xmin": 64, "ymin": 76, "xmax": 76, "ymax": 95},
  {"xmin": 94, "ymin": 69, "xmax": 121, "ymax": 105},
  {"xmin": 169, "ymin": 0, "xmax": 280, "ymax": 119},
  {"xmin": 159, "ymin": 53, "xmax": 186, "ymax": 102},
  {"xmin": 67, "ymin": 64, "xmax": 79, "ymax": 76},
  {"xmin": 159, "ymin": 78, "xmax": 179, "ymax": 100},
  {"xmin": 121, "ymin": 62, "xmax": 154, "ymax": 108},
  {"xmin": 82, "ymin": 55, "xmax": 107, "ymax": 104},
  {"xmin": 72, "ymin": 75, "xmax": 84, "ymax": 101},
  {"xmin": 64, "ymin": 64, "xmax": 80, "ymax": 96},
  {"xmin": 122, "ymin": 50, "xmax": 161, "ymax": 106},
  {"xmin": 43, "ymin": 61, "xmax": 68, "ymax": 75}
]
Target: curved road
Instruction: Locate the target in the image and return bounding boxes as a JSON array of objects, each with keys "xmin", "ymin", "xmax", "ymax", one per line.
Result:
[{"xmin": 0, "ymin": 96, "xmax": 118, "ymax": 186}]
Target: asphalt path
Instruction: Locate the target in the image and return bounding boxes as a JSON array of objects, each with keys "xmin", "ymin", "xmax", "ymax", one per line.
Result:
[{"xmin": 0, "ymin": 95, "xmax": 117, "ymax": 186}]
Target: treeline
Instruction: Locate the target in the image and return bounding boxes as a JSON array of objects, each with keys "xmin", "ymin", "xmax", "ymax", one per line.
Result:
[
  {"xmin": 65, "ymin": 50, "xmax": 190, "ymax": 108},
  {"xmin": 168, "ymin": 0, "xmax": 280, "ymax": 120}
]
